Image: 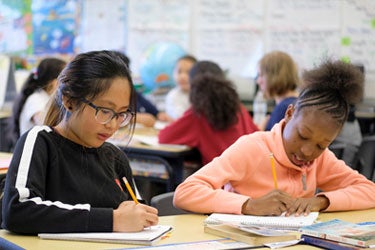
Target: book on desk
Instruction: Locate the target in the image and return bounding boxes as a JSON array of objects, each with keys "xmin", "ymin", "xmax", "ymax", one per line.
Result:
[
  {"xmin": 204, "ymin": 223, "xmax": 298, "ymax": 246},
  {"xmin": 301, "ymin": 234, "xmax": 366, "ymax": 250},
  {"xmin": 299, "ymin": 219, "xmax": 375, "ymax": 248},
  {"xmin": 203, "ymin": 212, "xmax": 319, "ymax": 246}
]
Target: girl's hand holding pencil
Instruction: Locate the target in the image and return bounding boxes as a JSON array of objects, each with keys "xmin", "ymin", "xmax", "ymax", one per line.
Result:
[{"xmin": 112, "ymin": 177, "xmax": 159, "ymax": 232}]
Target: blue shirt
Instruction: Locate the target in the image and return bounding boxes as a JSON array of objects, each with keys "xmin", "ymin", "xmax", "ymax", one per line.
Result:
[
  {"xmin": 136, "ymin": 91, "xmax": 159, "ymax": 117},
  {"xmin": 266, "ymin": 97, "xmax": 297, "ymax": 131}
]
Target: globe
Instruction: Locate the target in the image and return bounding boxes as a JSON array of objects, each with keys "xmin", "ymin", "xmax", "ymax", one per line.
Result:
[{"xmin": 139, "ymin": 42, "xmax": 186, "ymax": 92}]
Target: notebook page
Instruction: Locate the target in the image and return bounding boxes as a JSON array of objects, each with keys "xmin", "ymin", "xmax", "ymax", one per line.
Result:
[
  {"xmin": 205, "ymin": 212, "xmax": 319, "ymax": 230},
  {"xmin": 38, "ymin": 225, "xmax": 172, "ymax": 243}
]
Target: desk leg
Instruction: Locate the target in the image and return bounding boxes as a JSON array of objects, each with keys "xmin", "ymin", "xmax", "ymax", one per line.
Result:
[{"xmin": 166, "ymin": 157, "xmax": 184, "ymax": 191}]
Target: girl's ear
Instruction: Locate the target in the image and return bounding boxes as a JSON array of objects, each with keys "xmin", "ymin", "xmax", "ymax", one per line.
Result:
[
  {"xmin": 284, "ymin": 104, "xmax": 295, "ymax": 122},
  {"xmin": 62, "ymin": 95, "xmax": 74, "ymax": 111}
]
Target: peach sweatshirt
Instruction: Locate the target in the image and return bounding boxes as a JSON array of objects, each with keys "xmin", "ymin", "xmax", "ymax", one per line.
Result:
[{"xmin": 174, "ymin": 120, "xmax": 375, "ymax": 214}]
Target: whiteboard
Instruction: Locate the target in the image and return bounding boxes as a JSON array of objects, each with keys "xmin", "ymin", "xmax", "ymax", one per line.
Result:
[
  {"xmin": 80, "ymin": 0, "xmax": 127, "ymax": 52},
  {"xmin": 122, "ymin": 0, "xmax": 375, "ymax": 99}
]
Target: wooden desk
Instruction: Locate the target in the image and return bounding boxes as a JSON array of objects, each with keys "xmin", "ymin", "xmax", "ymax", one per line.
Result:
[
  {"xmin": 1, "ymin": 209, "xmax": 374, "ymax": 250},
  {"xmin": 0, "ymin": 108, "xmax": 11, "ymax": 119},
  {"xmin": 0, "ymin": 151, "xmax": 12, "ymax": 176}
]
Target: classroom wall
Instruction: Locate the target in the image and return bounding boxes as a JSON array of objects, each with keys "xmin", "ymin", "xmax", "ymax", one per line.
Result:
[
  {"xmin": 124, "ymin": 0, "xmax": 375, "ymax": 100},
  {"xmin": 1, "ymin": 0, "xmax": 374, "ymax": 100}
]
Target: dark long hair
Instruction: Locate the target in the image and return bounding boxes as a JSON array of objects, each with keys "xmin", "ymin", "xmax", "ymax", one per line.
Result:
[
  {"xmin": 44, "ymin": 50, "xmax": 137, "ymax": 135},
  {"xmin": 6, "ymin": 57, "xmax": 66, "ymax": 149},
  {"xmin": 189, "ymin": 61, "xmax": 240, "ymax": 130}
]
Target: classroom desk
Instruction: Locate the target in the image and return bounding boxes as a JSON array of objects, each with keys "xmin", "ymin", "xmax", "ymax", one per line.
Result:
[
  {"xmin": 109, "ymin": 126, "xmax": 201, "ymax": 190},
  {"xmin": 1, "ymin": 208, "xmax": 374, "ymax": 250},
  {"xmin": 0, "ymin": 151, "xmax": 12, "ymax": 176}
]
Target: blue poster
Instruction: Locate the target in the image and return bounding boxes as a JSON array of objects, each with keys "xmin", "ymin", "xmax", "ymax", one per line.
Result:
[{"xmin": 32, "ymin": 0, "xmax": 78, "ymax": 54}]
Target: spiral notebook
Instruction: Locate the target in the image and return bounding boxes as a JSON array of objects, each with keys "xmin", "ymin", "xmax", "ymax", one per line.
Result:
[{"xmin": 204, "ymin": 212, "xmax": 319, "ymax": 230}]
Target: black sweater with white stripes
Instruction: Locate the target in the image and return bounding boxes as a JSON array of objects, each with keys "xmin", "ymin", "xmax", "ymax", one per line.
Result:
[{"xmin": 2, "ymin": 126, "xmax": 136, "ymax": 234}]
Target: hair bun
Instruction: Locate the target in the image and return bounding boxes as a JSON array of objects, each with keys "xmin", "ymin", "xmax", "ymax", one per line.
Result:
[{"xmin": 302, "ymin": 60, "xmax": 364, "ymax": 105}]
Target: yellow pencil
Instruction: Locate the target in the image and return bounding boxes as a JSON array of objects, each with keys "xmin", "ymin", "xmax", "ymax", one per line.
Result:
[
  {"xmin": 123, "ymin": 177, "xmax": 139, "ymax": 204},
  {"xmin": 270, "ymin": 153, "xmax": 278, "ymax": 189}
]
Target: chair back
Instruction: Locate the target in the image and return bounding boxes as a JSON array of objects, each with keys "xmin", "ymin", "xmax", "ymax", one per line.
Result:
[
  {"xmin": 150, "ymin": 192, "xmax": 189, "ymax": 216},
  {"xmin": 127, "ymin": 153, "xmax": 174, "ymax": 204},
  {"xmin": 353, "ymin": 135, "xmax": 375, "ymax": 181}
]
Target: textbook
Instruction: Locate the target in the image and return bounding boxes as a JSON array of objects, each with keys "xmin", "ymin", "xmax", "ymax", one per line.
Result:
[
  {"xmin": 299, "ymin": 219, "xmax": 375, "ymax": 248},
  {"xmin": 38, "ymin": 225, "xmax": 172, "ymax": 246},
  {"xmin": 204, "ymin": 212, "xmax": 319, "ymax": 230},
  {"xmin": 204, "ymin": 224, "xmax": 298, "ymax": 246},
  {"xmin": 301, "ymin": 234, "xmax": 364, "ymax": 250}
]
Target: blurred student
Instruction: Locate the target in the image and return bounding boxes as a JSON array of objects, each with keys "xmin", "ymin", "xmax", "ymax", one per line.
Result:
[
  {"xmin": 159, "ymin": 60, "xmax": 258, "ymax": 165},
  {"xmin": 136, "ymin": 91, "xmax": 173, "ymax": 127},
  {"xmin": 256, "ymin": 51, "xmax": 300, "ymax": 131},
  {"xmin": 165, "ymin": 55, "xmax": 197, "ymax": 119},
  {"xmin": 2, "ymin": 50, "xmax": 158, "ymax": 234},
  {"xmin": 116, "ymin": 52, "xmax": 172, "ymax": 127},
  {"xmin": 174, "ymin": 60, "xmax": 375, "ymax": 216},
  {"xmin": 6, "ymin": 57, "xmax": 66, "ymax": 149}
]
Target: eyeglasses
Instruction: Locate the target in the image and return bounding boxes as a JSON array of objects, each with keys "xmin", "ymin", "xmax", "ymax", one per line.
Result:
[{"xmin": 82, "ymin": 99, "xmax": 134, "ymax": 127}]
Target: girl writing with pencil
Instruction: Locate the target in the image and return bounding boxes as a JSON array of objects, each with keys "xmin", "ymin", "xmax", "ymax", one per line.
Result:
[
  {"xmin": 174, "ymin": 60, "xmax": 375, "ymax": 216},
  {"xmin": 2, "ymin": 50, "xmax": 158, "ymax": 234}
]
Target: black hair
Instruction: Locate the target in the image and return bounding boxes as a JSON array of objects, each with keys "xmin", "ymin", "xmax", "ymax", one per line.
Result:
[
  {"xmin": 6, "ymin": 57, "xmax": 66, "ymax": 149},
  {"xmin": 295, "ymin": 60, "xmax": 364, "ymax": 126},
  {"xmin": 44, "ymin": 50, "xmax": 136, "ymax": 135},
  {"xmin": 189, "ymin": 60, "xmax": 224, "ymax": 80},
  {"xmin": 115, "ymin": 51, "xmax": 130, "ymax": 67},
  {"xmin": 189, "ymin": 61, "xmax": 240, "ymax": 130}
]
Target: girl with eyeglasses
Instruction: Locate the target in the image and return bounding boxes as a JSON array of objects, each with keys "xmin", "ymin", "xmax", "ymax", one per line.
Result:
[{"xmin": 2, "ymin": 50, "xmax": 159, "ymax": 234}]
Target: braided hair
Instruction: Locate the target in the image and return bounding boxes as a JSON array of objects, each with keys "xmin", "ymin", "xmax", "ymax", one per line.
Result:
[{"xmin": 294, "ymin": 60, "xmax": 364, "ymax": 127}]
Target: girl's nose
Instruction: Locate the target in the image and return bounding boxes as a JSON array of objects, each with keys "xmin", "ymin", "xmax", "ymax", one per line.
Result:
[
  {"xmin": 300, "ymin": 143, "xmax": 314, "ymax": 157},
  {"xmin": 105, "ymin": 116, "xmax": 120, "ymax": 129}
]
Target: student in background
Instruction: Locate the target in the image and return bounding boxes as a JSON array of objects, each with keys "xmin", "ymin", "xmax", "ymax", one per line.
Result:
[
  {"xmin": 174, "ymin": 60, "xmax": 375, "ymax": 216},
  {"xmin": 117, "ymin": 52, "xmax": 173, "ymax": 127},
  {"xmin": 136, "ymin": 91, "xmax": 173, "ymax": 127},
  {"xmin": 2, "ymin": 50, "xmax": 158, "ymax": 234},
  {"xmin": 6, "ymin": 57, "xmax": 66, "ymax": 150},
  {"xmin": 256, "ymin": 51, "xmax": 300, "ymax": 131},
  {"xmin": 165, "ymin": 55, "xmax": 197, "ymax": 120},
  {"xmin": 159, "ymin": 60, "xmax": 258, "ymax": 165}
]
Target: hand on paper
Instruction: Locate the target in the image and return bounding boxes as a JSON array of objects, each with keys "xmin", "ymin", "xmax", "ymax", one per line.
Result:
[
  {"xmin": 113, "ymin": 201, "xmax": 159, "ymax": 232},
  {"xmin": 284, "ymin": 196, "xmax": 329, "ymax": 216},
  {"xmin": 241, "ymin": 190, "xmax": 329, "ymax": 217},
  {"xmin": 136, "ymin": 113, "xmax": 157, "ymax": 127},
  {"xmin": 156, "ymin": 112, "xmax": 174, "ymax": 123},
  {"xmin": 241, "ymin": 189, "xmax": 294, "ymax": 216}
]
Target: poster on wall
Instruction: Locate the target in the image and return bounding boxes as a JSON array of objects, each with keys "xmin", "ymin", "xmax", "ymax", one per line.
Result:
[
  {"xmin": 79, "ymin": 0, "xmax": 127, "ymax": 53},
  {"xmin": 31, "ymin": 0, "xmax": 79, "ymax": 55},
  {"xmin": 0, "ymin": 0, "xmax": 32, "ymax": 54}
]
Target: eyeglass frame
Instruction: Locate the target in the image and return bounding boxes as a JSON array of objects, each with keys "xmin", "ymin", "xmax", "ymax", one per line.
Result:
[{"xmin": 81, "ymin": 99, "xmax": 134, "ymax": 127}]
